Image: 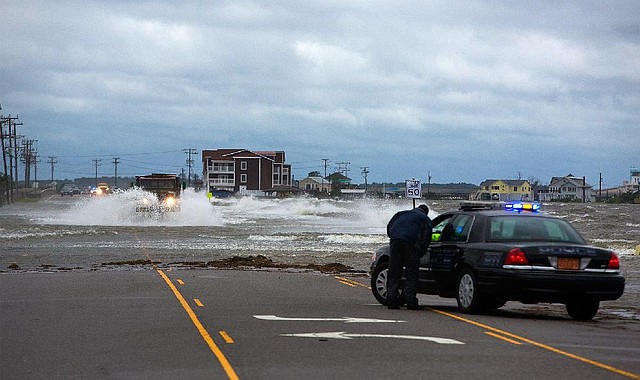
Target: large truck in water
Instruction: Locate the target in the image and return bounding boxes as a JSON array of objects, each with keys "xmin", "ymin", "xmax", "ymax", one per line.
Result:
[{"xmin": 135, "ymin": 173, "xmax": 182, "ymax": 212}]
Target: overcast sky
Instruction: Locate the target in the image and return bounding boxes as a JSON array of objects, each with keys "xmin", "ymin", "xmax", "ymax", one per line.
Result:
[{"xmin": 2, "ymin": 1, "xmax": 639, "ymax": 186}]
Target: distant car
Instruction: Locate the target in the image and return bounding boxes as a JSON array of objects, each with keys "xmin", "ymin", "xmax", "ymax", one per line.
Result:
[
  {"xmin": 370, "ymin": 201, "xmax": 625, "ymax": 320},
  {"xmin": 92, "ymin": 182, "xmax": 111, "ymax": 196},
  {"xmin": 60, "ymin": 184, "xmax": 76, "ymax": 196}
]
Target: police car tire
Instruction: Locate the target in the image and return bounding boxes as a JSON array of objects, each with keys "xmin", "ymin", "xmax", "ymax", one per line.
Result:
[
  {"xmin": 456, "ymin": 267, "xmax": 483, "ymax": 313},
  {"xmin": 371, "ymin": 261, "xmax": 389, "ymax": 306},
  {"xmin": 566, "ymin": 300, "xmax": 599, "ymax": 321}
]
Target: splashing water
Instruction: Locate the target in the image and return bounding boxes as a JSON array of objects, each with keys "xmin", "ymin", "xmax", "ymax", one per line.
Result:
[{"xmin": 47, "ymin": 188, "xmax": 224, "ymax": 227}]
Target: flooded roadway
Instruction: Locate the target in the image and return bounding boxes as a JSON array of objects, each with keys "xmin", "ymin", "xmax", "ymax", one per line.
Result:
[{"xmin": 0, "ymin": 190, "xmax": 638, "ymax": 320}]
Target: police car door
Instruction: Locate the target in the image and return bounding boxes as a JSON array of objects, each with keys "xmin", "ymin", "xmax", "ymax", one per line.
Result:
[
  {"xmin": 427, "ymin": 214, "xmax": 474, "ymax": 294},
  {"xmin": 418, "ymin": 213, "xmax": 453, "ymax": 292}
]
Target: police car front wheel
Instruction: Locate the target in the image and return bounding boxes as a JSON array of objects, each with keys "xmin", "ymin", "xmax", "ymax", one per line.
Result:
[{"xmin": 371, "ymin": 261, "xmax": 389, "ymax": 306}]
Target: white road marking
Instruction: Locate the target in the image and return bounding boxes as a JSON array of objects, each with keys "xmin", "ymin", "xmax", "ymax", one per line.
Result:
[
  {"xmin": 253, "ymin": 315, "xmax": 406, "ymax": 323},
  {"xmin": 281, "ymin": 331, "xmax": 464, "ymax": 344}
]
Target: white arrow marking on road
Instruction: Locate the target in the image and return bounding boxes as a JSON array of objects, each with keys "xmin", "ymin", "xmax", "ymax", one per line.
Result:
[
  {"xmin": 281, "ymin": 332, "xmax": 464, "ymax": 344},
  {"xmin": 253, "ymin": 315, "xmax": 405, "ymax": 323}
]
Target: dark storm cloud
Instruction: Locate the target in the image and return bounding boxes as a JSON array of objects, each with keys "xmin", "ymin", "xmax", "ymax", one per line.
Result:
[{"xmin": 1, "ymin": 0, "xmax": 638, "ymax": 185}]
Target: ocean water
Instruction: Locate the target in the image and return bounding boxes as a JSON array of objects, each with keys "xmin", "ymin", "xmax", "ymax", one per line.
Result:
[{"xmin": 0, "ymin": 190, "xmax": 638, "ymax": 318}]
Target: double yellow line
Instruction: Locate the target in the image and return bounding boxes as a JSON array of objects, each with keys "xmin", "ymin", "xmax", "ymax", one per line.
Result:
[
  {"xmin": 136, "ymin": 230, "xmax": 239, "ymax": 380},
  {"xmin": 430, "ymin": 308, "xmax": 639, "ymax": 379},
  {"xmin": 336, "ymin": 276, "xmax": 639, "ymax": 379},
  {"xmin": 157, "ymin": 269, "xmax": 239, "ymax": 380}
]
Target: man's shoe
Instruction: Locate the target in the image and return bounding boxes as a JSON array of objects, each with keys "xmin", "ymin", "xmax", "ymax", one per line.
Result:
[{"xmin": 406, "ymin": 304, "xmax": 423, "ymax": 310}]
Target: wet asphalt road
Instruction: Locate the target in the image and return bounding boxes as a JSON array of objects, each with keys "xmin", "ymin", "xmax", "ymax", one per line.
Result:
[{"xmin": 2, "ymin": 268, "xmax": 639, "ymax": 380}]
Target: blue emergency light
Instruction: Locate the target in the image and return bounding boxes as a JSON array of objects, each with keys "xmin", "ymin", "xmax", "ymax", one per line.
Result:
[{"xmin": 504, "ymin": 201, "xmax": 540, "ymax": 212}]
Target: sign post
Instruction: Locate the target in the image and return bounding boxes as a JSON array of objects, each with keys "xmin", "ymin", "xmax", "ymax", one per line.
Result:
[{"xmin": 405, "ymin": 178, "xmax": 422, "ymax": 208}]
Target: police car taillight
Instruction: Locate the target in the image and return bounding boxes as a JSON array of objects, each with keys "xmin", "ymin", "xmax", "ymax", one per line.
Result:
[
  {"xmin": 504, "ymin": 248, "xmax": 530, "ymax": 265},
  {"xmin": 607, "ymin": 252, "xmax": 620, "ymax": 270}
]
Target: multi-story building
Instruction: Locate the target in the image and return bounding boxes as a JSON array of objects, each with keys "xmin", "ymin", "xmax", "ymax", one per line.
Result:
[
  {"xmin": 473, "ymin": 179, "xmax": 533, "ymax": 201},
  {"xmin": 202, "ymin": 149, "xmax": 291, "ymax": 196},
  {"xmin": 540, "ymin": 174, "xmax": 595, "ymax": 202},
  {"xmin": 622, "ymin": 167, "xmax": 640, "ymax": 192}
]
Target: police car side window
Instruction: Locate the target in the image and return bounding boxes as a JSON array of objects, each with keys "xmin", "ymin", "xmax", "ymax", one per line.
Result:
[
  {"xmin": 442, "ymin": 215, "xmax": 472, "ymax": 242},
  {"xmin": 430, "ymin": 215, "xmax": 453, "ymax": 242}
]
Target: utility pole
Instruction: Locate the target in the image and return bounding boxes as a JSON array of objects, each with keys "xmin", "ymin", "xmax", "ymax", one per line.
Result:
[
  {"xmin": 599, "ymin": 173, "xmax": 603, "ymax": 201},
  {"xmin": 183, "ymin": 148, "xmax": 198, "ymax": 188},
  {"xmin": 93, "ymin": 159, "xmax": 102, "ymax": 186},
  {"xmin": 112, "ymin": 157, "xmax": 120, "ymax": 188},
  {"xmin": 33, "ymin": 153, "xmax": 40, "ymax": 187},
  {"xmin": 322, "ymin": 158, "xmax": 329, "ymax": 179},
  {"xmin": 0, "ymin": 112, "xmax": 6, "ymax": 205},
  {"xmin": 427, "ymin": 171, "xmax": 432, "ymax": 200},
  {"xmin": 8, "ymin": 116, "xmax": 23, "ymax": 201},
  {"xmin": 21, "ymin": 139, "xmax": 37, "ymax": 189},
  {"xmin": 361, "ymin": 166, "xmax": 369, "ymax": 194},
  {"xmin": 48, "ymin": 156, "xmax": 57, "ymax": 183}
]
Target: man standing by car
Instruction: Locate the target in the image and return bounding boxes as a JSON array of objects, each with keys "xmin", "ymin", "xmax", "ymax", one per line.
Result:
[{"xmin": 386, "ymin": 204, "xmax": 432, "ymax": 310}]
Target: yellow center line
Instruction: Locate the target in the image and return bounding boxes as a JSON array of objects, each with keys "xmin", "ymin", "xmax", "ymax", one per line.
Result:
[
  {"xmin": 334, "ymin": 276, "xmax": 371, "ymax": 289},
  {"xmin": 134, "ymin": 233, "xmax": 239, "ymax": 378},
  {"xmin": 485, "ymin": 331, "xmax": 523, "ymax": 345},
  {"xmin": 219, "ymin": 331, "xmax": 235, "ymax": 344},
  {"xmin": 156, "ymin": 269, "xmax": 239, "ymax": 380},
  {"xmin": 177, "ymin": 279, "xmax": 185, "ymax": 285},
  {"xmin": 194, "ymin": 298, "xmax": 204, "ymax": 307},
  {"xmin": 430, "ymin": 308, "xmax": 639, "ymax": 379}
]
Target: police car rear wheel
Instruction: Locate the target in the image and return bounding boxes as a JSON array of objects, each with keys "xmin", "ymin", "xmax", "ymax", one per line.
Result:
[{"xmin": 456, "ymin": 268, "xmax": 483, "ymax": 313}]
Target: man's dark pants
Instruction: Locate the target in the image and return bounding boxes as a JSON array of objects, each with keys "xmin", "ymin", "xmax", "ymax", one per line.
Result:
[{"xmin": 387, "ymin": 239, "xmax": 421, "ymax": 308}]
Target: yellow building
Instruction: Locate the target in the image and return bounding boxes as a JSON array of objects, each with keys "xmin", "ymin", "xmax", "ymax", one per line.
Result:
[{"xmin": 473, "ymin": 179, "xmax": 533, "ymax": 201}]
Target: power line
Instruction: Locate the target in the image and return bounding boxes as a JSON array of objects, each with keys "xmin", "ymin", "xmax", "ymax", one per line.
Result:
[{"xmin": 54, "ymin": 149, "xmax": 183, "ymax": 158}]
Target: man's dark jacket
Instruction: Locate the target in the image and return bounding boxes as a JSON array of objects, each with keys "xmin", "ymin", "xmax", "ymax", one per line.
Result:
[{"xmin": 387, "ymin": 208, "xmax": 432, "ymax": 254}]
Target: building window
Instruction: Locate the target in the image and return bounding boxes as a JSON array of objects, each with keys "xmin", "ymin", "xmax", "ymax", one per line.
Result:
[
  {"xmin": 241, "ymin": 174, "xmax": 247, "ymax": 183},
  {"xmin": 513, "ymin": 187, "xmax": 518, "ymax": 192},
  {"xmin": 241, "ymin": 161, "xmax": 247, "ymax": 170},
  {"xmin": 491, "ymin": 185, "xmax": 500, "ymax": 190}
]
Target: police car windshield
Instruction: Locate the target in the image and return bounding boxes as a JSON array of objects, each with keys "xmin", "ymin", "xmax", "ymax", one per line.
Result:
[{"xmin": 488, "ymin": 215, "xmax": 585, "ymax": 244}]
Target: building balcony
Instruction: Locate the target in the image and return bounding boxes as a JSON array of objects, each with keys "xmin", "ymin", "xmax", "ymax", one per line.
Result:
[
  {"xmin": 209, "ymin": 179, "xmax": 235, "ymax": 186},
  {"xmin": 207, "ymin": 166, "xmax": 234, "ymax": 173}
]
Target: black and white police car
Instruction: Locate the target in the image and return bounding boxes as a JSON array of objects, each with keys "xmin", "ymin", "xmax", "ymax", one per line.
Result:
[{"xmin": 370, "ymin": 201, "xmax": 625, "ymax": 320}]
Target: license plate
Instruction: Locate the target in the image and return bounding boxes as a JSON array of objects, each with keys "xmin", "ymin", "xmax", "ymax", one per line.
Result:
[{"xmin": 557, "ymin": 257, "xmax": 579, "ymax": 270}]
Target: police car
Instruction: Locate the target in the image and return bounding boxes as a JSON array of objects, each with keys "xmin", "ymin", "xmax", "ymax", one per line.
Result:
[{"xmin": 370, "ymin": 201, "xmax": 625, "ymax": 320}]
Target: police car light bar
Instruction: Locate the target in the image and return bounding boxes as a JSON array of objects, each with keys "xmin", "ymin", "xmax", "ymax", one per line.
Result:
[
  {"xmin": 460, "ymin": 201, "xmax": 541, "ymax": 212},
  {"xmin": 504, "ymin": 201, "xmax": 540, "ymax": 212}
]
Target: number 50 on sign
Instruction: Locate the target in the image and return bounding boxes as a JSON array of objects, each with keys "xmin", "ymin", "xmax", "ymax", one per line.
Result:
[{"xmin": 405, "ymin": 179, "xmax": 422, "ymax": 199}]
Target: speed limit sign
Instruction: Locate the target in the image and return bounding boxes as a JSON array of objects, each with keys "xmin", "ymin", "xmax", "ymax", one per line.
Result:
[{"xmin": 405, "ymin": 179, "xmax": 422, "ymax": 199}]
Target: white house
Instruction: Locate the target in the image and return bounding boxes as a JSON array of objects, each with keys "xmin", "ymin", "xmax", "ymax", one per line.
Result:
[
  {"xmin": 540, "ymin": 174, "xmax": 595, "ymax": 202},
  {"xmin": 299, "ymin": 176, "xmax": 331, "ymax": 194}
]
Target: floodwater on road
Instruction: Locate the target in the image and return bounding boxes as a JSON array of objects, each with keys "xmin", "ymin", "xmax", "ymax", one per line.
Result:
[{"xmin": 1, "ymin": 190, "xmax": 638, "ymax": 319}]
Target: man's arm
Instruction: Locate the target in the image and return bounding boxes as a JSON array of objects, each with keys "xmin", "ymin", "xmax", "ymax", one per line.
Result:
[
  {"xmin": 387, "ymin": 212, "xmax": 401, "ymax": 238},
  {"xmin": 418, "ymin": 219, "xmax": 433, "ymax": 254}
]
